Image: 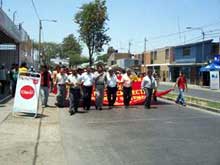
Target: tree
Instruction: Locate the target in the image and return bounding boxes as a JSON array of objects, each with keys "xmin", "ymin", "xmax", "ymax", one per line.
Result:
[
  {"xmin": 96, "ymin": 53, "xmax": 108, "ymax": 62},
  {"xmin": 75, "ymin": 0, "xmax": 110, "ymax": 67},
  {"xmin": 62, "ymin": 34, "xmax": 83, "ymax": 66}
]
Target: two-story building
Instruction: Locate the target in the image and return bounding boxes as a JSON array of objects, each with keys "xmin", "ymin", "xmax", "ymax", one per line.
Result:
[
  {"xmin": 141, "ymin": 47, "xmax": 174, "ymax": 81},
  {"xmin": 169, "ymin": 40, "xmax": 213, "ymax": 84}
]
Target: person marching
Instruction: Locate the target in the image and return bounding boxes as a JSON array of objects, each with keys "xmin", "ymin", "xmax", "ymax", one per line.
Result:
[
  {"xmin": 79, "ymin": 67, "xmax": 94, "ymax": 111},
  {"xmin": 106, "ymin": 67, "xmax": 118, "ymax": 109},
  {"xmin": 94, "ymin": 65, "xmax": 106, "ymax": 110},
  {"xmin": 153, "ymin": 71, "xmax": 160, "ymax": 102},
  {"xmin": 56, "ymin": 67, "xmax": 68, "ymax": 107},
  {"xmin": 40, "ymin": 65, "xmax": 51, "ymax": 108},
  {"xmin": 66, "ymin": 69, "xmax": 81, "ymax": 115},
  {"xmin": 173, "ymin": 71, "xmax": 188, "ymax": 106},
  {"xmin": 122, "ymin": 68, "xmax": 133, "ymax": 109},
  {"xmin": 141, "ymin": 69, "xmax": 157, "ymax": 109}
]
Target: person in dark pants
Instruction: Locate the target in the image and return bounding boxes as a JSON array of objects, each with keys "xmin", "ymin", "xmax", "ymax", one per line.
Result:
[
  {"xmin": 79, "ymin": 67, "xmax": 94, "ymax": 111},
  {"xmin": 94, "ymin": 65, "xmax": 106, "ymax": 110},
  {"xmin": 67, "ymin": 69, "xmax": 81, "ymax": 115},
  {"xmin": 141, "ymin": 69, "xmax": 157, "ymax": 109},
  {"xmin": 122, "ymin": 69, "xmax": 133, "ymax": 109},
  {"xmin": 56, "ymin": 67, "xmax": 68, "ymax": 107},
  {"xmin": 40, "ymin": 65, "xmax": 51, "ymax": 108},
  {"xmin": 106, "ymin": 68, "xmax": 118, "ymax": 109}
]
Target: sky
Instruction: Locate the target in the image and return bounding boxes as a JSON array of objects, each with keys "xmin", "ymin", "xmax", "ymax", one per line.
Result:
[{"xmin": 2, "ymin": 0, "xmax": 220, "ymax": 55}]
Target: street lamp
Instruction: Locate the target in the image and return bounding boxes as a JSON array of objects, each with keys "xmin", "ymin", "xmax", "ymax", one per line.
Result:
[
  {"xmin": 186, "ymin": 27, "xmax": 205, "ymax": 62},
  {"xmin": 39, "ymin": 19, "xmax": 57, "ymax": 66}
]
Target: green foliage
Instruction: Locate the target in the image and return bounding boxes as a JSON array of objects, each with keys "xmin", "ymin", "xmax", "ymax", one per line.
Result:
[
  {"xmin": 74, "ymin": 0, "xmax": 110, "ymax": 66},
  {"xmin": 62, "ymin": 34, "xmax": 82, "ymax": 57},
  {"xmin": 96, "ymin": 53, "xmax": 108, "ymax": 62}
]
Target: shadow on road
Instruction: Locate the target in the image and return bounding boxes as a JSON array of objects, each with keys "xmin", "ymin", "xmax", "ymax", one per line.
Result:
[{"xmin": 32, "ymin": 108, "xmax": 44, "ymax": 165}]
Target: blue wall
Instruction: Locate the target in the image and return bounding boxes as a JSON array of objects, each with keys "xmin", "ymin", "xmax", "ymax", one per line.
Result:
[{"xmin": 174, "ymin": 41, "xmax": 212, "ymax": 63}]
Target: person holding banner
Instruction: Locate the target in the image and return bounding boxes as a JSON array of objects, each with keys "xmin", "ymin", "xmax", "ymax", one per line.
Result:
[
  {"xmin": 56, "ymin": 67, "xmax": 68, "ymax": 107},
  {"xmin": 40, "ymin": 65, "xmax": 51, "ymax": 108},
  {"xmin": 66, "ymin": 69, "xmax": 81, "ymax": 115},
  {"xmin": 94, "ymin": 65, "xmax": 106, "ymax": 110},
  {"xmin": 122, "ymin": 68, "xmax": 133, "ymax": 109},
  {"xmin": 141, "ymin": 69, "xmax": 157, "ymax": 109},
  {"xmin": 79, "ymin": 67, "xmax": 94, "ymax": 111},
  {"xmin": 106, "ymin": 67, "xmax": 118, "ymax": 109},
  {"xmin": 173, "ymin": 71, "xmax": 187, "ymax": 106}
]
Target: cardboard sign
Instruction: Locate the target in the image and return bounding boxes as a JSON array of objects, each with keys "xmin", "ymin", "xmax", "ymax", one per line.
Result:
[{"xmin": 13, "ymin": 73, "xmax": 41, "ymax": 114}]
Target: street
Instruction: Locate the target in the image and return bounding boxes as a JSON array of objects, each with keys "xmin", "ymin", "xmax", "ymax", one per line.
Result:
[
  {"xmin": 59, "ymin": 101, "xmax": 220, "ymax": 165},
  {"xmin": 158, "ymin": 83, "xmax": 220, "ymax": 102}
]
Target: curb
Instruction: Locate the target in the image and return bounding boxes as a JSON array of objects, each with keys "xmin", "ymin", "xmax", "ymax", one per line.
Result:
[
  {"xmin": 0, "ymin": 95, "xmax": 12, "ymax": 104},
  {"xmin": 161, "ymin": 96, "xmax": 220, "ymax": 114}
]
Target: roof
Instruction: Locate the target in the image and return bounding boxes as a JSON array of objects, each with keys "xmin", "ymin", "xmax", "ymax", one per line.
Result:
[{"xmin": 174, "ymin": 39, "xmax": 213, "ymax": 48}]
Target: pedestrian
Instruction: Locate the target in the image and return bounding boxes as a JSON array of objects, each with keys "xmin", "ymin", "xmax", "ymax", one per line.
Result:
[
  {"xmin": 94, "ymin": 65, "xmax": 106, "ymax": 110},
  {"xmin": 153, "ymin": 72, "xmax": 160, "ymax": 102},
  {"xmin": 9, "ymin": 64, "xmax": 19, "ymax": 97},
  {"xmin": 0, "ymin": 64, "xmax": 7, "ymax": 94},
  {"xmin": 51, "ymin": 65, "xmax": 60, "ymax": 95},
  {"xmin": 122, "ymin": 68, "xmax": 133, "ymax": 109},
  {"xmin": 173, "ymin": 71, "xmax": 188, "ymax": 106},
  {"xmin": 79, "ymin": 67, "xmax": 94, "ymax": 111},
  {"xmin": 40, "ymin": 65, "xmax": 51, "ymax": 108},
  {"xmin": 56, "ymin": 67, "xmax": 68, "ymax": 107},
  {"xmin": 66, "ymin": 69, "xmax": 81, "ymax": 115},
  {"xmin": 18, "ymin": 62, "xmax": 28, "ymax": 74},
  {"xmin": 141, "ymin": 69, "xmax": 157, "ymax": 109},
  {"xmin": 106, "ymin": 67, "xmax": 118, "ymax": 109}
]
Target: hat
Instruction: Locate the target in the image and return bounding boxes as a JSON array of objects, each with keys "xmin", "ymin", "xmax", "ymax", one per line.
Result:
[{"xmin": 108, "ymin": 67, "xmax": 113, "ymax": 71}]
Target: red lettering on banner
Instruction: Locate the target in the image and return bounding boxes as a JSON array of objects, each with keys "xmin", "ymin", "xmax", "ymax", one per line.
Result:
[{"xmin": 20, "ymin": 85, "xmax": 35, "ymax": 100}]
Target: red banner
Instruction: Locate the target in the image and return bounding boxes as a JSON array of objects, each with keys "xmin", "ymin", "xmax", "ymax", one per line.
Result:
[{"xmin": 91, "ymin": 81, "xmax": 172, "ymax": 106}]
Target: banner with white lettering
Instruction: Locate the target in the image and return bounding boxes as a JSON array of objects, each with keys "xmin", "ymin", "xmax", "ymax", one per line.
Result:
[{"xmin": 13, "ymin": 73, "xmax": 41, "ymax": 114}]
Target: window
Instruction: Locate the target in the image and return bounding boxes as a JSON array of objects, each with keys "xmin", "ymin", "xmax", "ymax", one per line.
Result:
[
  {"xmin": 165, "ymin": 49, "xmax": 169, "ymax": 60},
  {"xmin": 183, "ymin": 47, "xmax": 190, "ymax": 56},
  {"xmin": 154, "ymin": 51, "xmax": 157, "ymax": 60}
]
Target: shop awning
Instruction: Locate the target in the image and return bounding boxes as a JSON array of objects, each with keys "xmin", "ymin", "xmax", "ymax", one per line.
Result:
[{"xmin": 200, "ymin": 61, "xmax": 220, "ymax": 72}]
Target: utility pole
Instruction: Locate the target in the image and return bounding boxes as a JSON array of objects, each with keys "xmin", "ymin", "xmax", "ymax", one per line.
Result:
[
  {"xmin": 0, "ymin": 0, "xmax": 2, "ymax": 9},
  {"xmin": 219, "ymin": 36, "xmax": 220, "ymax": 55},
  {"xmin": 13, "ymin": 11, "xmax": 17, "ymax": 23},
  {"xmin": 144, "ymin": 37, "xmax": 147, "ymax": 52},
  {"xmin": 128, "ymin": 41, "xmax": 131, "ymax": 54},
  {"xmin": 39, "ymin": 20, "xmax": 42, "ymax": 65}
]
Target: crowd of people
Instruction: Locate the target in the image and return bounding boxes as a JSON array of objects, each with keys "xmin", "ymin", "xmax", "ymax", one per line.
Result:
[
  {"xmin": 0, "ymin": 61, "xmax": 188, "ymax": 115},
  {"xmin": 39, "ymin": 64, "xmax": 161, "ymax": 115}
]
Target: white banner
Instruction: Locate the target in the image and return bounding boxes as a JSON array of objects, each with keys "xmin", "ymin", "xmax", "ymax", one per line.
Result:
[
  {"xmin": 210, "ymin": 71, "xmax": 220, "ymax": 90},
  {"xmin": 13, "ymin": 73, "xmax": 41, "ymax": 114}
]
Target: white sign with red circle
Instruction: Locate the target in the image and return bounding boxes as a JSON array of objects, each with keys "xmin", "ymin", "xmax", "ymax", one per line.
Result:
[{"xmin": 13, "ymin": 73, "xmax": 41, "ymax": 114}]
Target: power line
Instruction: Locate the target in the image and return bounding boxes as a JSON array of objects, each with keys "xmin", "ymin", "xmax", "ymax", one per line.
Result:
[{"xmin": 31, "ymin": 0, "xmax": 40, "ymax": 20}]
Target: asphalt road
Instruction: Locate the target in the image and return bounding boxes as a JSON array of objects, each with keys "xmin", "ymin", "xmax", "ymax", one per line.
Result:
[
  {"xmin": 60, "ymin": 102, "xmax": 220, "ymax": 165},
  {"xmin": 158, "ymin": 84, "xmax": 220, "ymax": 102}
]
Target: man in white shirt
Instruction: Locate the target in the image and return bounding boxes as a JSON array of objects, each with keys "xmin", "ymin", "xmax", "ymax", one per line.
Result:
[
  {"xmin": 56, "ymin": 67, "xmax": 68, "ymax": 107},
  {"xmin": 122, "ymin": 68, "xmax": 133, "ymax": 109},
  {"xmin": 141, "ymin": 69, "xmax": 157, "ymax": 109},
  {"xmin": 66, "ymin": 69, "xmax": 81, "ymax": 115},
  {"xmin": 79, "ymin": 67, "xmax": 94, "ymax": 110},
  {"xmin": 106, "ymin": 68, "xmax": 118, "ymax": 109}
]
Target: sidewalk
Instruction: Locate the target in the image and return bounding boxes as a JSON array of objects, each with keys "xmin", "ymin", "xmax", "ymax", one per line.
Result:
[
  {"xmin": 160, "ymin": 81, "xmax": 220, "ymax": 92},
  {"xmin": 0, "ymin": 95, "xmax": 65, "ymax": 165}
]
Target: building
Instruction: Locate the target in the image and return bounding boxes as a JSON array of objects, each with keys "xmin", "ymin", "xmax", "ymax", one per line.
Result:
[
  {"xmin": 170, "ymin": 40, "xmax": 213, "ymax": 84},
  {"xmin": 0, "ymin": 8, "xmax": 33, "ymax": 69},
  {"xmin": 142, "ymin": 47, "xmax": 174, "ymax": 81},
  {"xmin": 107, "ymin": 52, "xmax": 141, "ymax": 72}
]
